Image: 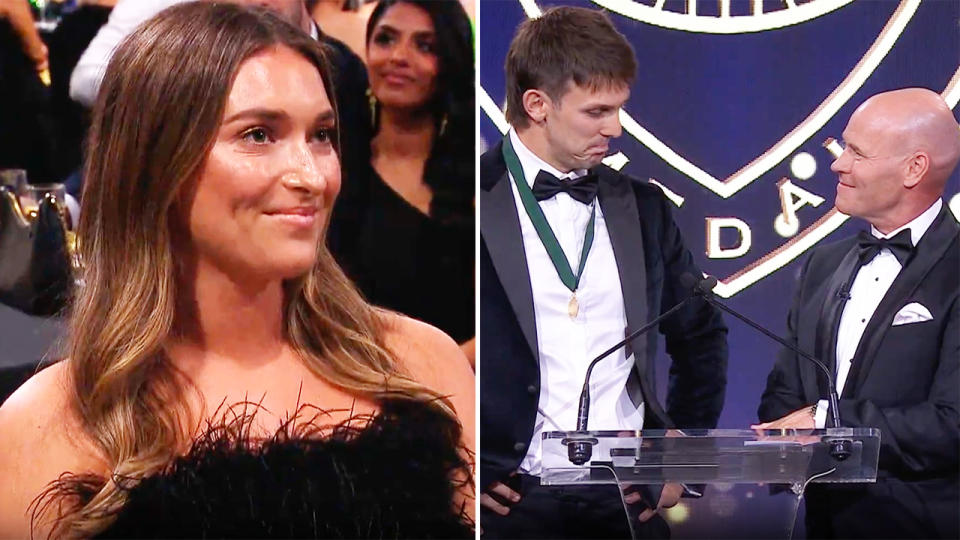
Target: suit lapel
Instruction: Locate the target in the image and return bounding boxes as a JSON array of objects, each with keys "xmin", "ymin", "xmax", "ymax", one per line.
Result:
[
  {"xmin": 596, "ymin": 170, "xmax": 648, "ymax": 355},
  {"xmin": 595, "ymin": 169, "xmax": 668, "ymax": 424},
  {"xmin": 811, "ymin": 248, "xmax": 861, "ymax": 399},
  {"xmin": 480, "ymin": 142, "xmax": 539, "ymax": 360},
  {"xmin": 796, "ymin": 279, "xmax": 832, "ymax": 403},
  {"xmin": 844, "ymin": 209, "xmax": 959, "ymax": 397}
]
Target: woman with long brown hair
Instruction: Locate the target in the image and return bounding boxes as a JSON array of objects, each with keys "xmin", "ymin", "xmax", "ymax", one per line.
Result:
[{"xmin": 0, "ymin": 3, "xmax": 474, "ymax": 537}]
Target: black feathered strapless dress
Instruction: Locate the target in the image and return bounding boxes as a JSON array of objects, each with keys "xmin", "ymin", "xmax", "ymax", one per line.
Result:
[{"xmin": 67, "ymin": 399, "xmax": 473, "ymax": 538}]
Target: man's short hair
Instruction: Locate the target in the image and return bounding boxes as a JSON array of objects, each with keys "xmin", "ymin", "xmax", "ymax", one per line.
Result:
[{"xmin": 504, "ymin": 6, "xmax": 636, "ymax": 128}]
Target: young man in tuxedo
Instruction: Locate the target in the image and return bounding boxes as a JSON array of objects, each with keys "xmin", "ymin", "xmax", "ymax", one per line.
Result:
[
  {"xmin": 479, "ymin": 7, "xmax": 729, "ymax": 538},
  {"xmin": 756, "ymin": 88, "xmax": 960, "ymax": 539}
]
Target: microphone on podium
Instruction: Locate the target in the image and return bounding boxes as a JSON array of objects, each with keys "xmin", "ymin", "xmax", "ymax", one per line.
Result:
[
  {"xmin": 567, "ymin": 273, "xmax": 851, "ymax": 466},
  {"xmin": 680, "ymin": 273, "xmax": 852, "ymax": 461},
  {"xmin": 566, "ymin": 276, "xmax": 707, "ymax": 465}
]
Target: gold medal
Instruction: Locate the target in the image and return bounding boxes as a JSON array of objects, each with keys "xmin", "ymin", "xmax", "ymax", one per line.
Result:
[{"xmin": 568, "ymin": 294, "xmax": 579, "ymax": 319}]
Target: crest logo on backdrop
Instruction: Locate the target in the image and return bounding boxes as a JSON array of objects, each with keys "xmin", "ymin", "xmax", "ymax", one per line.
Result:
[{"xmin": 480, "ymin": 0, "xmax": 960, "ymax": 298}]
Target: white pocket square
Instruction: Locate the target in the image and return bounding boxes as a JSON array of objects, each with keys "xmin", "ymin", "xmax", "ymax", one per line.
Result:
[{"xmin": 892, "ymin": 302, "xmax": 933, "ymax": 326}]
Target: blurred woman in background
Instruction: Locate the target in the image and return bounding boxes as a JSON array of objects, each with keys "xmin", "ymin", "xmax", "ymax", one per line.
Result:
[{"xmin": 328, "ymin": 0, "xmax": 476, "ymax": 366}]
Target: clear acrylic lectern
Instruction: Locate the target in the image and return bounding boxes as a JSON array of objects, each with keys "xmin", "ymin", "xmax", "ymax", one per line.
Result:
[{"xmin": 541, "ymin": 428, "xmax": 880, "ymax": 539}]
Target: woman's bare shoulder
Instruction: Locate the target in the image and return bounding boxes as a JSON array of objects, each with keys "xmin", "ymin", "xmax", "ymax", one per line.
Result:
[
  {"xmin": 0, "ymin": 361, "xmax": 76, "ymax": 451},
  {"xmin": 379, "ymin": 313, "xmax": 476, "ymax": 515},
  {"xmin": 380, "ymin": 312, "xmax": 472, "ymax": 387},
  {"xmin": 0, "ymin": 361, "xmax": 103, "ymax": 536},
  {"xmin": 380, "ymin": 312, "xmax": 474, "ymax": 438}
]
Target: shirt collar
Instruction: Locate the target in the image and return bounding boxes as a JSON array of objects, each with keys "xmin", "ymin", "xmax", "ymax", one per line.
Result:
[
  {"xmin": 310, "ymin": 21, "xmax": 320, "ymax": 41},
  {"xmin": 871, "ymin": 198, "xmax": 942, "ymax": 246},
  {"xmin": 508, "ymin": 129, "xmax": 587, "ymax": 188}
]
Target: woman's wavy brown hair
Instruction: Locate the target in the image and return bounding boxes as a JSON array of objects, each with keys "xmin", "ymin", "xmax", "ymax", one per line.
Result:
[{"xmin": 44, "ymin": 2, "xmax": 459, "ymax": 535}]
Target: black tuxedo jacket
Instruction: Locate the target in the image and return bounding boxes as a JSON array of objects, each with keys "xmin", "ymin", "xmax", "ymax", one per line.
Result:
[
  {"xmin": 759, "ymin": 207, "xmax": 959, "ymax": 538},
  {"xmin": 316, "ymin": 28, "xmax": 371, "ymax": 190},
  {"xmin": 480, "ymin": 141, "xmax": 729, "ymax": 490}
]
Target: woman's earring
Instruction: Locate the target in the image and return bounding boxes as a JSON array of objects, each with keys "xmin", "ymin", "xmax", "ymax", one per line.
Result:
[
  {"xmin": 366, "ymin": 87, "xmax": 378, "ymax": 129},
  {"xmin": 439, "ymin": 113, "xmax": 448, "ymax": 137}
]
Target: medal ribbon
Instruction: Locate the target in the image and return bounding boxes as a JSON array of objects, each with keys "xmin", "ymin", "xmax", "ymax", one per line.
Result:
[{"xmin": 502, "ymin": 134, "xmax": 595, "ymax": 293}]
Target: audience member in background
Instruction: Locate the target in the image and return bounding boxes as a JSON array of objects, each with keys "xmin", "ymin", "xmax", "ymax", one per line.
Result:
[
  {"xmin": 69, "ymin": 0, "xmax": 370, "ymax": 199},
  {"xmin": 0, "ymin": 0, "xmax": 47, "ymax": 74},
  {"xmin": 46, "ymin": 0, "xmax": 114, "ymax": 184},
  {"xmin": 68, "ymin": 0, "xmax": 180, "ymax": 108},
  {"xmin": 328, "ymin": 0, "xmax": 476, "ymax": 366},
  {"xmin": 0, "ymin": 4, "xmax": 473, "ymax": 537},
  {"xmin": 0, "ymin": 0, "xmax": 57, "ymax": 181},
  {"xmin": 309, "ymin": 0, "xmax": 474, "ymax": 65},
  {"xmin": 309, "ymin": 0, "xmax": 375, "ymax": 60}
]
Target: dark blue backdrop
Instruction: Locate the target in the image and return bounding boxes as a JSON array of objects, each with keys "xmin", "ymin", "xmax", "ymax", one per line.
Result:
[{"xmin": 479, "ymin": 0, "xmax": 959, "ymax": 535}]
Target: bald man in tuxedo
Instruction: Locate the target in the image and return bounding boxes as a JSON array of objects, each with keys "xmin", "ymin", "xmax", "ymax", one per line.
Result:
[{"xmin": 757, "ymin": 88, "xmax": 960, "ymax": 539}]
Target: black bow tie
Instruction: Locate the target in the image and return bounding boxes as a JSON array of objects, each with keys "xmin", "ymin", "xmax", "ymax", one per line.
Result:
[
  {"xmin": 857, "ymin": 229, "xmax": 914, "ymax": 266},
  {"xmin": 531, "ymin": 170, "xmax": 599, "ymax": 204}
]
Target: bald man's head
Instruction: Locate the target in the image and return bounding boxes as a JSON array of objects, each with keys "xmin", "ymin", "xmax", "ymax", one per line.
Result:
[
  {"xmin": 831, "ymin": 88, "xmax": 959, "ymax": 231},
  {"xmin": 857, "ymin": 88, "xmax": 960, "ymax": 188}
]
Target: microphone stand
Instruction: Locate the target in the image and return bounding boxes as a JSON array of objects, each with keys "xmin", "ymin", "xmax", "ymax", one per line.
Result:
[
  {"xmin": 567, "ymin": 293, "xmax": 699, "ymax": 465},
  {"xmin": 692, "ymin": 279, "xmax": 852, "ymax": 461}
]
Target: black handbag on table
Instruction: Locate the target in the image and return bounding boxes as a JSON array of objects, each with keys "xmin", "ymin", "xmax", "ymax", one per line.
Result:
[{"xmin": 0, "ymin": 185, "xmax": 73, "ymax": 316}]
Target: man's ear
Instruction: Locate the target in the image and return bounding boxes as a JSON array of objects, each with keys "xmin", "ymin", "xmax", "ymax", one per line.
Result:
[
  {"xmin": 902, "ymin": 151, "xmax": 929, "ymax": 189},
  {"xmin": 521, "ymin": 89, "xmax": 551, "ymax": 125}
]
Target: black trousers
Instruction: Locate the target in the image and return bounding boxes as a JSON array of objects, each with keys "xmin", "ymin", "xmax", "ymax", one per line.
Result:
[
  {"xmin": 481, "ymin": 474, "xmax": 670, "ymax": 540},
  {"xmin": 804, "ymin": 484, "xmax": 944, "ymax": 539}
]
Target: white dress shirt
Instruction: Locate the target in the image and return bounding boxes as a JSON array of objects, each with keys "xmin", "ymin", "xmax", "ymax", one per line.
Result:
[
  {"xmin": 814, "ymin": 199, "xmax": 943, "ymax": 427},
  {"xmin": 507, "ymin": 130, "xmax": 644, "ymax": 476}
]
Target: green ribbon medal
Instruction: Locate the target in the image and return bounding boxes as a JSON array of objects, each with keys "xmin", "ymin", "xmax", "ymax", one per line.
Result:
[{"xmin": 503, "ymin": 134, "xmax": 596, "ymax": 319}]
